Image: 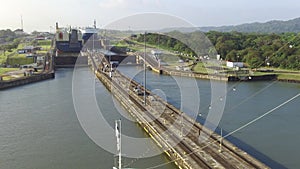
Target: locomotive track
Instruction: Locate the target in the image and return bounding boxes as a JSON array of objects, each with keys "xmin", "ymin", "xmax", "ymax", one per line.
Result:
[
  {"xmin": 88, "ymin": 53, "xmax": 269, "ymax": 169},
  {"xmin": 110, "ymin": 70, "xmax": 266, "ymax": 169}
]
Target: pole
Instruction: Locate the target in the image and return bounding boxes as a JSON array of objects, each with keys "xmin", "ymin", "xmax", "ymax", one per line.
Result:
[
  {"xmin": 119, "ymin": 120, "xmax": 121, "ymax": 169},
  {"xmin": 115, "ymin": 120, "xmax": 122, "ymax": 169},
  {"xmin": 21, "ymin": 15, "xmax": 23, "ymax": 31},
  {"xmin": 109, "ymin": 55, "xmax": 112, "ymax": 78},
  {"xmin": 219, "ymin": 128, "xmax": 223, "ymax": 153},
  {"xmin": 144, "ymin": 32, "xmax": 146, "ymax": 105},
  {"xmin": 93, "ymin": 33, "xmax": 95, "ymax": 52},
  {"xmin": 157, "ymin": 34, "xmax": 160, "ymax": 49},
  {"xmin": 181, "ymin": 114, "xmax": 183, "ymax": 137}
]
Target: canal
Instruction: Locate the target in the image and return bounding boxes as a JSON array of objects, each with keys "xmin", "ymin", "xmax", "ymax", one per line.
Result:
[
  {"xmin": 0, "ymin": 68, "xmax": 175, "ymax": 169},
  {"xmin": 118, "ymin": 65, "xmax": 300, "ymax": 169},
  {"xmin": 0, "ymin": 66, "xmax": 299, "ymax": 168}
]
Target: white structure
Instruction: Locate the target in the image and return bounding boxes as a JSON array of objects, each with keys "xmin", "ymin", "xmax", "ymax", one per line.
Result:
[
  {"xmin": 151, "ymin": 50, "xmax": 162, "ymax": 58},
  {"xmin": 114, "ymin": 120, "xmax": 122, "ymax": 169},
  {"xmin": 226, "ymin": 61, "xmax": 244, "ymax": 68}
]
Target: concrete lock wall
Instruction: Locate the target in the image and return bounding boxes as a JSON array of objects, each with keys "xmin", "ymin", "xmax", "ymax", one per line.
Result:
[{"xmin": 0, "ymin": 73, "xmax": 55, "ymax": 90}]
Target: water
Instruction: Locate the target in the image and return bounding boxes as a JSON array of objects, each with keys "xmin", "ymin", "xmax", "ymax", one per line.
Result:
[
  {"xmin": 118, "ymin": 66, "xmax": 300, "ymax": 169},
  {"xmin": 0, "ymin": 68, "xmax": 175, "ymax": 169},
  {"xmin": 1, "ymin": 66, "xmax": 299, "ymax": 168}
]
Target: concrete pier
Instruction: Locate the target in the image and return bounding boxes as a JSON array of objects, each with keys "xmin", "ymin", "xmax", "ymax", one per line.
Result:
[
  {"xmin": 135, "ymin": 53, "xmax": 277, "ymax": 82},
  {"xmin": 0, "ymin": 72, "xmax": 55, "ymax": 90},
  {"xmin": 88, "ymin": 53, "xmax": 270, "ymax": 169}
]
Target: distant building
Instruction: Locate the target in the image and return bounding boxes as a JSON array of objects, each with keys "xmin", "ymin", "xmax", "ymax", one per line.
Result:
[
  {"xmin": 35, "ymin": 35, "xmax": 46, "ymax": 40},
  {"xmin": 151, "ymin": 50, "xmax": 162, "ymax": 56},
  {"xmin": 226, "ymin": 61, "xmax": 244, "ymax": 68},
  {"xmin": 17, "ymin": 46, "xmax": 41, "ymax": 54},
  {"xmin": 151, "ymin": 50, "xmax": 162, "ymax": 60}
]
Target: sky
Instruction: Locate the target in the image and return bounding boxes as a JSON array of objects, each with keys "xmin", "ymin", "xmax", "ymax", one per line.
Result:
[{"xmin": 0, "ymin": 0, "xmax": 300, "ymax": 32}]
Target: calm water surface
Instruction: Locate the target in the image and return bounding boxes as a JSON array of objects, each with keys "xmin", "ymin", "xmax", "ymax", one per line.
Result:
[
  {"xmin": 0, "ymin": 66, "xmax": 299, "ymax": 168},
  {"xmin": 0, "ymin": 68, "xmax": 175, "ymax": 169},
  {"xmin": 118, "ymin": 66, "xmax": 300, "ymax": 169}
]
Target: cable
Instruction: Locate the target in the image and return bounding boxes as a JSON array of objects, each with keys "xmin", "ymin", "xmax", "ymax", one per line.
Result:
[
  {"xmin": 224, "ymin": 92, "xmax": 300, "ymax": 138},
  {"xmin": 145, "ymin": 92, "xmax": 300, "ymax": 169}
]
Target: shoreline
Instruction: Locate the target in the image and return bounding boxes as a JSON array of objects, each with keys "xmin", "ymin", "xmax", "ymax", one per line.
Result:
[
  {"xmin": 277, "ymin": 78, "xmax": 300, "ymax": 83},
  {"xmin": 158, "ymin": 67, "xmax": 300, "ymax": 83},
  {"xmin": 156, "ymin": 67, "xmax": 280, "ymax": 82},
  {"xmin": 0, "ymin": 71, "xmax": 55, "ymax": 90}
]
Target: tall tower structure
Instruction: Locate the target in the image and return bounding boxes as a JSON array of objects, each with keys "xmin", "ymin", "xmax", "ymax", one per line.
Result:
[{"xmin": 21, "ymin": 15, "xmax": 24, "ymax": 31}]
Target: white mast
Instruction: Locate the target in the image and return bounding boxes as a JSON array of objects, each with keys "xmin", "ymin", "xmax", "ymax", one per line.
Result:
[
  {"xmin": 21, "ymin": 15, "xmax": 23, "ymax": 31},
  {"xmin": 115, "ymin": 120, "xmax": 122, "ymax": 169}
]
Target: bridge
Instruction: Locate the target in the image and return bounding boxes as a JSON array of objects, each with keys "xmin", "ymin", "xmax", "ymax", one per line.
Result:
[{"xmin": 86, "ymin": 51, "xmax": 270, "ymax": 169}]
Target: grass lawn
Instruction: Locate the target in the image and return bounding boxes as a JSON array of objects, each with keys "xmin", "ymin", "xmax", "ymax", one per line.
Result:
[
  {"xmin": 277, "ymin": 73, "xmax": 300, "ymax": 81},
  {"xmin": 192, "ymin": 62, "xmax": 208, "ymax": 74},
  {"xmin": 255, "ymin": 67, "xmax": 300, "ymax": 81},
  {"xmin": 37, "ymin": 40, "xmax": 52, "ymax": 50},
  {"xmin": 265, "ymin": 67, "xmax": 299, "ymax": 73},
  {"xmin": 192, "ymin": 62, "xmax": 227, "ymax": 74},
  {"xmin": 0, "ymin": 68, "xmax": 19, "ymax": 75},
  {"xmin": 0, "ymin": 50, "xmax": 16, "ymax": 64}
]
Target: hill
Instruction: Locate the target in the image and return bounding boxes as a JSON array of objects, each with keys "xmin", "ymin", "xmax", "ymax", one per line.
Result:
[
  {"xmin": 199, "ymin": 17, "xmax": 300, "ymax": 33},
  {"xmin": 159, "ymin": 17, "xmax": 300, "ymax": 33}
]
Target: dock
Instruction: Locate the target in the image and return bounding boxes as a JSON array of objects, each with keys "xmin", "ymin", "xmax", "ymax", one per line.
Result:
[{"xmin": 135, "ymin": 52, "xmax": 277, "ymax": 82}]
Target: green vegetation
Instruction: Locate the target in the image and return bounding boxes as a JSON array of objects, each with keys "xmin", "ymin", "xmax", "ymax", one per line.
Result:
[
  {"xmin": 192, "ymin": 62, "xmax": 208, "ymax": 74},
  {"xmin": 36, "ymin": 40, "xmax": 52, "ymax": 54},
  {"xmin": 0, "ymin": 67, "xmax": 23, "ymax": 81},
  {"xmin": 37, "ymin": 40, "xmax": 52, "ymax": 48},
  {"xmin": 199, "ymin": 17, "xmax": 300, "ymax": 33},
  {"xmin": 7, "ymin": 57, "xmax": 34, "ymax": 66},
  {"xmin": 0, "ymin": 68, "xmax": 18, "ymax": 75},
  {"xmin": 0, "ymin": 30, "xmax": 22, "ymax": 65},
  {"xmin": 1, "ymin": 42, "xmax": 35, "ymax": 66},
  {"xmin": 132, "ymin": 32, "xmax": 300, "ymax": 70},
  {"xmin": 0, "ymin": 52, "xmax": 7, "ymax": 63},
  {"xmin": 0, "ymin": 29, "xmax": 17, "ymax": 43},
  {"xmin": 0, "ymin": 39, "xmax": 21, "ymax": 52},
  {"xmin": 277, "ymin": 73, "xmax": 300, "ymax": 81},
  {"xmin": 135, "ymin": 32, "xmax": 202, "ymax": 58},
  {"xmin": 206, "ymin": 31, "xmax": 300, "ymax": 70},
  {"xmin": 0, "ymin": 32, "xmax": 51, "ymax": 65},
  {"xmin": 123, "ymin": 32, "xmax": 300, "ymax": 81}
]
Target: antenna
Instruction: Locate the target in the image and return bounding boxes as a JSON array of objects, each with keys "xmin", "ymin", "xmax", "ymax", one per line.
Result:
[
  {"xmin": 94, "ymin": 19, "xmax": 96, "ymax": 29},
  {"xmin": 21, "ymin": 15, "xmax": 24, "ymax": 31}
]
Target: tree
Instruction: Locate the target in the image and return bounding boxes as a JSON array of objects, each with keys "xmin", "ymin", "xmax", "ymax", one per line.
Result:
[
  {"xmin": 244, "ymin": 49, "xmax": 264, "ymax": 69},
  {"xmin": 287, "ymin": 55, "xmax": 300, "ymax": 69},
  {"xmin": 226, "ymin": 50, "xmax": 238, "ymax": 61}
]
